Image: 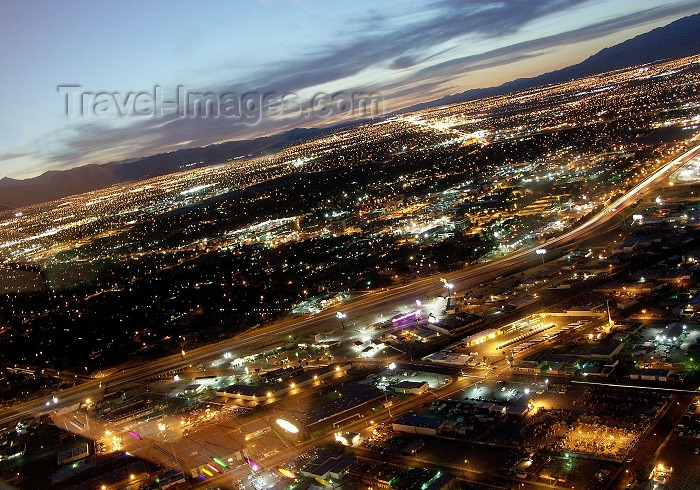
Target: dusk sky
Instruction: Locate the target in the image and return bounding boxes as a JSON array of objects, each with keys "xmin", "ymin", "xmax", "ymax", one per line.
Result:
[{"xmin": 1, "ymin": 0, "xmax": 699, "ymax": 180}]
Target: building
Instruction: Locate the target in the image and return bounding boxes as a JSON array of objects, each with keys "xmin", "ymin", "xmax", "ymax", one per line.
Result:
[
  {"xmin": 510, "ymin": 360, "xmax": 540, "ymax": 374},
  {"xmin": 424, "ymin": 471, "xmax": 457, "ymax": 490},
  {"xmin": 424, "ymin": 350, "xmax": 476, "ymax": 365},
  {"xmin": 300, "ymin": 449, "xmax": 356, "ymax": 480},
  {"xmin": 394, "ymin": 380, "xmax": 429, "ymax": 395},
  {"xmin": 392, "ymin": 414, "xmax": 444, "ymax": 435},
  {"xmin": 462, "ymin": 327, "xmax": 500, "ymax": 347},
  {"xmin": 657, "ymin": 322, "xmax": 688, "ymax": 344},
  {"xmin": 157, "ymin": 469, "xmax": 186, "ymax": 489},
  {"xmin": 217, "ymin": 363, "xmax": 351, "ymax": 401},
  {"xmin": 362, "ymin": 465, "xmax": 403, "ymax": 489},
  {"xmin": 566, "ymin": 340, "xmax": 624, "ymax": 360},
  {"xmin": 241, "ymin": 419, "xmax": 271, "ymax": 441},
  {"xmin": 629, "ymin": 369, "xmax": 671, "ymax": 382},
  {"xmin": 306, "ymin": 382, "xmax": 384, "ymax": 432},
  {"xmin": 172, "ymin": 430, "xmax": 249, "ymax": 478},
  {"xmin": 57, "ymin": 442, "xmax": 89, "ymax": 465},
  {"xmin": 217, "ymin": 384, "xmax": 270, "ymax": 401}
]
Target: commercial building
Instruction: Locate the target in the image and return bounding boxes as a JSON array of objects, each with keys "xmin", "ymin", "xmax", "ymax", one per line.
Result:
[
  {"xmin": 217, "ymin": 363, "xmax": 351, "ymax": 401},
  {"xmin": 306, "ymin": 383, "xmax": 385, "ymax": 432},
  {"xmin": 241, "ymin": 419, "xmax": 271, "ymax": 441},
  {"xmin": 392, "ymin": 414, "xmax": 444, "ymax": 435},
  {"xmin": 394, "ymin": 380, "xmax": 429, "ymax": 395},
  {"xmin": 629, "ymin": 369, "xmax": 671, "ymax": 382},
  {"xmin": 300, "ymin": 449, "xmax": 356, "ymax": 480},
  {"xmin": 57, "ymin": 442, "xmax": 89, "ymax": 465}
]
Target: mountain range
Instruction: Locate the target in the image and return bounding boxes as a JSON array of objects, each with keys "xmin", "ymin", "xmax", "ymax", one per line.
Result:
[{"xmin": 2, "ymin": 12, "xmax": 699, "ymax": 209}]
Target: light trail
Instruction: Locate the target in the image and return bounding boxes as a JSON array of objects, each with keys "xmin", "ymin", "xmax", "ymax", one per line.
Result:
[{"xmin": 1, "ymin": 143, "xmax": 699, "ymax": 427}]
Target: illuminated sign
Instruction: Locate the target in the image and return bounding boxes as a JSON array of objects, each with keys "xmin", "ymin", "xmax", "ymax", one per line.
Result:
[
  {"xmin": 392, "ymin": 309, "xmax": 422, "ymax": 323},
  {"xmin": 276, "ymin": 418, "xmax": 299, "ymax": 434},
  {"xmin": 212, "ymin": 457, "xmax": 228, "ymax": 468}
]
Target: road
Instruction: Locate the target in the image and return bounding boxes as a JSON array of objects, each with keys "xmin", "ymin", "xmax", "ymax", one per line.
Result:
[
  {"xmin": 192, "ymin": 370, "xmax": 483, "ymax": 488},
  {"xmin": 2, "ymin": 143, "xmax": 699, "ymax": 430}
]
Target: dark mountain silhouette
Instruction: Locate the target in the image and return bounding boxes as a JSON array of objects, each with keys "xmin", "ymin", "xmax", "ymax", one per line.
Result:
[
  {"xmin": 0, "ymin": 127, "xmax": 333, "ymax": 208},
  {"xmin": 3, "ymin": 12, "xmax": 700, "ymax": 209},
  {"xmin": 397, "ymin": 12, "xmax": 700, "ymax": 114},
  {"xmin": 551, "ymin": 12, "xmax": 700, "ymax": 75}
]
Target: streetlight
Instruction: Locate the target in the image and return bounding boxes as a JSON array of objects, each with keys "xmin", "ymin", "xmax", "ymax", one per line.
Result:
[
  {"xmin": 536, "ymin": 248, "xmax": 547, "ymax": 265},
  {"xmin": 336, "ymin": 311, "xmax": 347, "ymax": 332}
]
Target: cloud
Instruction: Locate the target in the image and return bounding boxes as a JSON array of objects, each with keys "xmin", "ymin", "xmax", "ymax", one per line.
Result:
[
  {"xmin": 0, "ymin": 151, "xmax": 31, "ymax": 162},
  {"xmin": 7, "ymin": 0, "xmax": 700, "ymax": 177},
  {"xmin": 412, "ymin": 2, "xmax": 700, "ymax": 83},
  {"xmin": 25, "ymin": 1, "xmax": 587, "ymax": 169}
]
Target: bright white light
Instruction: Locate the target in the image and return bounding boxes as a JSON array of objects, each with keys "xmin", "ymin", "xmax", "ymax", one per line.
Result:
[
  {"xmin": 179, "ymin": 184, "xmax": 212, "ymax": 196},
  {"xmin": 388, "ymin": 362, "xmax": 396, "ymax": 370},
  {"xmin": 276, "ymin": 419, "xmax": 299, "ymax": 434},
  {"xmin": 174, "ymin": 375, "xmax": 179, "ymax": 381},
  {"xmin": 524, "ymin": 388, "xmax": 530, "ymax": 395}
]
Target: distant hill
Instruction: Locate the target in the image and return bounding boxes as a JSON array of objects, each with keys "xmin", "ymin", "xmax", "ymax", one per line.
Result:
[
  {"xmin": 396, "ymin": 12, "xmax": 700, "ymax": 113},
  {"xmin": 3, "ymin": 12, "xmax": 700, "ymax": 209},
  {"xmin": 0, "ymin": 127, "xmax": 332, "ymax": 208}
]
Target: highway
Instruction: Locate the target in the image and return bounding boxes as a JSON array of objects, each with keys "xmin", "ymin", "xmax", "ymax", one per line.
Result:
[{"xmin": 1, "ymin": 142, "xmax": 699, "ymax": 430}]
